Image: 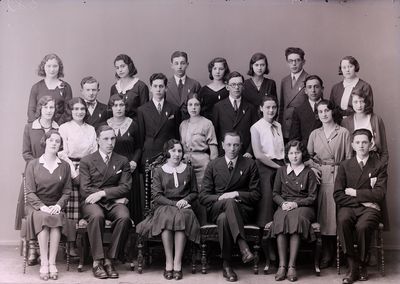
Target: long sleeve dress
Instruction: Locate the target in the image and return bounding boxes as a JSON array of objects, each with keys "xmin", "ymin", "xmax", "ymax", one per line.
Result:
[
  {"xmin": 136, "ymin": 163, "xmax": 200, "ymax": 244},
  {"xmin": 25, "ymin": 157, "xmax": 75, "ymax": 241},
  {"xmin": 307, "ymin": 125, "xmax": 352, "ymax": 235}
]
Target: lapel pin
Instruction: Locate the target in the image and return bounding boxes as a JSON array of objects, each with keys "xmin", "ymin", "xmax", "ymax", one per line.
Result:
[
  {"xmin": 369, "ymin": 173, "xmax": 371, "ymax": 178},
  {"xmin": 125, "ymin": 95, "xmax": 128, "ymax": 100},
  {"xmin": 165, "ymin": 111, "xmax": 168, "ymax": 116},
  {"xmin": 301, "ymin": 184, "xmax": 303, "ymax": 189},
  {"xmin": 128, "ymin": 132, "xmax": 130, "ymax": 136},
  {"xmin": 113, "ymin": 165, "xmax": 116, "ymax": 170},
  {"xmin": 240, "ymin": 170, "xmax": 243, "ymax": 175},
  {"xmin": 99, "ymin": 113, "xmax": 101, "ymax": 117},
  {"xmin": 218, "ymin": 95, "xmax": 220, "ymax": 100},
  {"xmin": 59, "ymin": 176, "xmax": 62, "ymax": 181},
  {"xmin": 242, "ymin": 109, "xmax": 245, "ymax": 114},
  {"xmin": 188, "ymin": 89, "xmax": 190, "ymax": 93},
  {"xmin": 298, "ymin": 86, "xmax": 302, "ymax": 91},
  {"xmin": 184, "ymin": 180, "xmax": 186, "ymax": 185}
]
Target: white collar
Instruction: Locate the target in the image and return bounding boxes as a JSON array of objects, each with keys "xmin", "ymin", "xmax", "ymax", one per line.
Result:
[
  {"xmin": 343, "ymin": 77, "xmax": 359, "ymax": 88},
  {"xmin": 115, "ymin": 77, "xmax": 139, "ymax": 94},
  {"xmin": 39, "ymin": 155, "xmax": 62, "ymax": 174},
  {"xmin": 84, "ymin": 99, "xmax": 97, "ymax": 107},
  {"xmin": 32, "ymin": 119, "xmax": 59, "ymax": 130},
  {"xmin": 174, "ymin": 75, "xmax": 186, "ymax": 86},
  {"xmin": 107, "ymin": 117, "xmax": 132, "ymax": 137},
  {"xmin": 225, "ymin": 156, "xmax": 238, "ymax": 168},
  {"xmin": 229, "ymin": 96, "xmax": 241, "ymax": 107},
  {"xmin": 286, "ymin": 164, "xmax": 305, "ymax": 176},
  {"xmin": 152, "ymin": 98, "xmax": 165, "ymax": 108},
  {"xmin": 99, "ymin": 149, "xmax": 112, "ymax": 162},
  {"xmin": 308, "ymin": 98, "xmax": 321, "ymax": 110},
  {"xmin": 291, "ymin": 69, "xmax": 304, "ymax": 81},
  {"xmin": 162, "ymin": 162, "xmax": 187, "ymax": 174},
  {"xmin": 356, "ymin": 155, "xmax": 369, "ymax": 166}
]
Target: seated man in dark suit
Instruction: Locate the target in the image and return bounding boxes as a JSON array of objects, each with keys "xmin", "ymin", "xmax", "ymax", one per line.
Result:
[
  {"xmin": 80, "ymin": 76, "xmax": 108, "ymax": 129},
  {"xmin": 213, "ymin": 71, "xmax": 258, "ymax": 158},
  {"xmin": 79, "ymin": 125, "xmax": 132, "ymax": 279},
  {"xmin": 289, "ymin": 75, "xmax": 323, "ymax": 146},
  {"xmin": 200, "ymin": 132, "xmax": 261, "ymax": 282},
  {"xmin": 334, "ymin": 129, "xmax": 388, "ymax": 284}
]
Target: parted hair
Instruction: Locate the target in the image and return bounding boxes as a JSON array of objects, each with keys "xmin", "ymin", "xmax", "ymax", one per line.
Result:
[
  {"xmin": 108, "ymin": 94, "xmax": 128, "ymax": 116},
  {"xmin": 304, "ymin": 74, "xmax": 324, "ymax": 88},
  {"xmin": 63, "ymin": 97, "xmax": 89, "ymax": 123},
  {"xmin": 259, "ymin": 95, "xmax": 279, "ymax": 121},
  {"xmin": 247, "ymin": 52, "xmax": 270, "ymax": 76},
  {"xmin": 170, "ymin": 51, "xmax": 188, "ymax": 63},
  {"xmin": 114, "ymin": 54, "xmax": 137, "ymax": 78},
  {"xmin": 163, "ymin": 139, "xmax": 184, "ymax": 159},
  {"xmin": 37, "ymin": 53, "xmax": 64, "ymax": 78},
  {"xmin": 315, "ymin": 99, "xmax": 342, "ymax": 125},
  {"xmin": 284, "ymin": 140, "xmax": 310, "ymax": 163},
  {"xmin": 35, "ymin": 96, "xmax": 57, "ymax": 119},
  {"xmin": 149, "ymin": 73, "xmax": 168, "ymax": 86},
  {"xmin": 350, "ymin": 88, "xmax": 373, "ymax": 114},
  {"xmin": 96, "ymin": 125, "xmax": 115, "ymax": 138},
  {"xmin": 80, "ymin": 76, "xmax": 99, "ymax": 89},
  {"xmin": 39, "ymin": 129, "xmax": 63, "ymax": 151},
  {"xmin": 352, "ymin": 128, "xmax": 373, "ymax": 142},
  {"xmin": 225, "ymin": 71, "xmax": 244, "ymax": 84},
  {"xmin": 208, "ymin": 57, "xmax": 230, "ymax": 81},
  {"xmin": 338, "ymin": 55, "xmax": 360, "ymax": 75}
]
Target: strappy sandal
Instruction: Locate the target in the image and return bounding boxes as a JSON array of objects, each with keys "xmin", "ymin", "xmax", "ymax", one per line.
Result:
[
  {"xmin": 39, "ymin": 265, "xmax": 49, "ymax": 281},
  {"xmin": 275, "ymin": 266, "xmax": 286, "ymax": 281},
  {"xmin": 49, "ymin": 264, "xmax": 58, "ymax": 280}
]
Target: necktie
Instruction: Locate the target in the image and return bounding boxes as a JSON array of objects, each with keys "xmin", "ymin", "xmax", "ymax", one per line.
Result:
[
  {"xmin": 178, "ymin": 79, "xmax": 183, "ymax": 98},
  {"xmin": 104, "ymin": 155, "xmax": 109, "ymax": 165},
  {"xmin": 359, "ymin": 160, "xmax": 364, "ymax": 170},
  {"xmin": 157, "ymin": 102, "xmax": 162, "ymax": 114},
  {"xmin": 228, "ymin": 161, "xmax": 234, "ymax": 172},
  {"xmin": 233, "ymin": 99, "xmax": 238, "ymax": 112},
  {"xmin": 291, "ymin": 75, "xmax": 296, "ymax": 88}
]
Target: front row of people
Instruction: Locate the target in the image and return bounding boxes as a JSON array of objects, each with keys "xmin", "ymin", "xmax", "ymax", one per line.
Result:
[{"xmin": 24, "ymin": 128, "xmax": 387, "ymax": 283}]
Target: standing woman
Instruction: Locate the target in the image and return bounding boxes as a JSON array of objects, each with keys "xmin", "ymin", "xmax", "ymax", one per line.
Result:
[
  {"xmin": 342, "ymin": 88, "xmax": 388, "ymax": 165},
  {"xmin": 58, "ymin": 97, "xmax": 98, "ymax": 223},
  {"xmin": 110, "ymin": 54, "xmax": 149, "ymax": 120},
  {"xmin": 17, "ymin": 96, "xmax": 59, "ymax": 265},
  {"xmin": 136, "ymin": 139, "xmax": 200, "ymax": 280},
  {"xmin": 243, "ymin": 53, "xmax": 277, "ymax": 109},
  {"xmin": 329, "ymin": 56, "xmax": 373, "ymax": 118},
  {"xmin": 307, "ymin": 100, "xmax": 352, "ymax": 268},
  {"xmin": 27, "ymin": 53, "xmax": 72, "ymax": 123},
  {"xmin": 107, "ymin": 94, "xmax": 142, "ymax": 223},
  {"xmin": 198, "ymin": 57, "xmax": 230, "ymax": 121},
  {"xmin": 25, "ymin": 130, "xmax": 75, "ymax": 280},
  {"xmin": 179, "ymin": 93, "xmax": 218, "ymax": 191}
]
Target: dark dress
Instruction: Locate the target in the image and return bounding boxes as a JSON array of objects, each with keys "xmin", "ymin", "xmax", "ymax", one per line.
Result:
[
  {"xmin": 27, "ymin": 79, "xmax": 73, "ymax": 123},
  {"xmin": 107, "ymin": 117, "xmax": 142, "ymax": 223},
  {"xmin": 110, "ymin": 79, "xmax": 149, "ymax": 120},
  {"xmin": 270, "ymin": 165, "xmax": 318, "ymax": 241},
  {"xmin": 243, "ymin": 77, "xmax": 277, "ymax": 109},
  {"xmin": 25, "ymin": 158, "xmax": 75, "ymax": 241},
  {"xmin": 136, "ymin": 163, "xmax": 200, "ymax": 244},
  {"xmin": 198, "ymin": 85, "xmax": 229, "ymax": 121}
]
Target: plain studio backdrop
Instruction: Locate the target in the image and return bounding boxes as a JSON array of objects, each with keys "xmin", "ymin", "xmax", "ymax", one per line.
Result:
[{"xmin": 0, "ymin": 0, "xmax": 399, "ymax": 249}]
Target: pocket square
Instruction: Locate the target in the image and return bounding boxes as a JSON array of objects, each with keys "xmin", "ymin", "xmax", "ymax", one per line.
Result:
[
  {"xmin": 168, "ymin": 114, "xmax": 175, "ymax": 119},
  {"xmin": 370, "ymin": 177, "xmax": 377, "ymax": 188},
  {"xmin": 116, "ymin": 170, "xmax": 122, "ymax": 174}
]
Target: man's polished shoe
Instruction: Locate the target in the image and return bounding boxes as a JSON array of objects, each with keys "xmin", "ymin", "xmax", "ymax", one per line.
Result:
[
  {"xmin": 173, "ymin": 270, "xmax": 183, "ymax": 280},
  {"xmin": 241, "ymin": 248, "xmax": 255, "ymax": 263},
  {"xmin": 163, "ymin": 270, "xmax": 173, "ymax": 280},
  {"xmin": 104, "ymin": 262, "xmax": 119, "ymax": 278},
  {"xmin": 92, "ymin": 264, "xmax": 108, "ymax": 279},
  {"xmin": 359, "ymin": 265, "xmax": 368, "ymax": 281},
  {"xmin": 222, "ymin": 266, "xmax": 238, "ymax": 282}
]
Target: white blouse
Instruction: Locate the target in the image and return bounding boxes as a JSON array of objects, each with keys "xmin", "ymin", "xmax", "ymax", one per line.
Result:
[{"xmin": 250, "ymin": 118, "xmax": 284, "ymax": 160}]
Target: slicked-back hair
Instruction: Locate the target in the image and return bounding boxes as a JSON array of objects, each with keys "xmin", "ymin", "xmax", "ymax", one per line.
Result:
[
  {"xmin": 149, "ymin": 73, "xmax": 168, "ymax": 86},
  {"xmin": 170, "ymin": 51, "xmax": 188, "ymax": 63},
  {"xmin": 352, "ymin": 128, "xmax": 373, "ymax": 142},
  {"xmin": 80, "ymin": 76, "xmax": 99, "ymax": 89}
]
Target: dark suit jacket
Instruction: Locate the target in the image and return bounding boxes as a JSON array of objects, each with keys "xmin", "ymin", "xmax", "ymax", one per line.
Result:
[
  {"xmin": 289, "ymin": 100, "xmax": 322, "ymax": 146},
  {"xmin": 212, "ymin": 98, "xmax": 258, "ymax": 155},
  {"xmin": 137, "ymin": 100, "xmax": 180, "ymax": 166},
  {"xmin": 166, "ymin": 76, "xmax": 201, "ymax": 120},
  {"xmin": 278, "ymin": 70, "xmax": 309, "ymax": 139},
  {"xmin": 86, "ymin": 101, "xmax": 108, "ymax": 130},
  {"xmin": 333, "ymin": 155, "xmax": 389, "ymax": 229},
  {"xmin": 79, "ymin": 151, "xmax": 132, "ymax": 211},
  {"xmin": 199, "ymin": 156, "xmax": 261, "ymax": 213}
]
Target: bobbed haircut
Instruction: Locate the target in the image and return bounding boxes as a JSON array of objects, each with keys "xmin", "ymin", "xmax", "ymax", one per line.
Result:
[
  {"xmin": 35, "ymin": 95, "xmax": 57, "ymax": 119},
  {"xmin": 259, "ymin": 95, "xmax": 279, "ymax": 121},
  {"xmin": 315, "ymin": 99, "xmax": 342, "ymax": 125},
  {"xmin": 163, "ymin": 139, "xmax": 184, "ymax": 159},
  {"xmin": 207, "ymin": 57, "xmax": 230, "ymax": 81},
  {"xmin": 338, "ymin": 56, "xmax": 360, "ymax": 75},
  {"xmin": 350, "ymin": 88, "xmax": 373, "ymax": 114},
  {"xmin": 170, "ymin": 51, "xmax": 188, "ymax": 63},
  {"xmin": 304, "ymin": 74, "xmax": 324, "ymax": 88},
  {"xmin": 284, "ymin": 47, "xmax": 305, "ymax": 60},
  {"xmin": 149, "ymin": 73, "xmax": 168, "ymax": 86},
  {"xmin": 108, "ymin": 94, "xmax": 127, "ymax": 116},
  {"xmin": 37, "ymin": 53, "xmax": 64, "ymax": 78},
  {"xmin": 39, "ymin": 129, "xmax": 63, "ymax": 151},
  {"xmin": 284, "ymin": 139, "xmax": 310, "ymax": 163},
  {"xmin": 352, "ymin": 128, "xmax": 373, "ymax": 142},
  {"xmin": 80, "ymin": 76, "xmax": 99, "ymax": 89},
  {"xmin": 96, "ymin": 124, "xmax": 115, "ymax": 138},
  {"xmin": 186, "ymin": 93, "xmax": 202, "ymax": 107},
  {"xmin": 225, "ymin": 71, "xmax": 244, "ymax": 84},
  {"xmin": 63, "ymin": 97, "xmax": 89, "ymax": 123},
  {"xmin": 114, "ymin": 54, "xmax": 137, "ymax": 78},
  {"xmin": 247, "ymin": 52, "xmax": 270, "ymax": 76}
]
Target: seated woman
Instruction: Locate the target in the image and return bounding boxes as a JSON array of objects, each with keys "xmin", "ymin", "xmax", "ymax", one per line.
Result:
[
  {"xmin": 270, "ymin": 140, "xmax": 318, "ymax": 282},
  {"xmin": 341, "ymin": 88, "xmax": 388, "ymax": 165},
  {"xmin": 179, "ymin": 93, "xmax": 218, "ymax": 191},
  {"xmin": 136, "ymin": 139, "xmax": 200, "ymax": 280},
  {"xmin": 329, "ymin": 56, "xmax": 373, "ymax": 118},
  {"xmin": 198, "ymin": 57, "xmax": 230, "ymax": 121},
  {"xmin": 110, "ymin": 54, "xmax": 149, "ymax": 119},
  {"xmin": 243, "ymin": 52, "xmax": 277, "ymax": 109},
  {"xmin": 25, "ymin": 130, "xmax": 75, "ymax": 280}
]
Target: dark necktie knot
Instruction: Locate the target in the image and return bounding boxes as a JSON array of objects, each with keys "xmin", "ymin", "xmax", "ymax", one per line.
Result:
[
  {"xmin": 178, "ymin": 79, "xmax": 183, "ymax": 97},
  {"xmin": 228, "ymin": 161, "xmax": 234, "ymax": 172},
  {"xmin": 104, "ymin": 155, "xmax": 110, "ymax": 165},
  {"xmin": 157, "ymin": 102, "xmax": 162, "ymax": 114},
  {"xmin": 233, "ymin": 99, "xmax": 238, "ymax": 112},
  {"xmin": 359, "ymin": 160, "xmax": 364, "ymax": 170}
]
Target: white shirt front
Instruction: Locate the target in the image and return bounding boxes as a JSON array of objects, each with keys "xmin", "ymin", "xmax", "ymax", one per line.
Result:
[
  {"xmin": 228, "ymin": 96, "xmax": 241, "ymax": 110},
  {"xmin": 291, "ymin": 69, "xmax": 304, "ymax": 83},
  {"xmin": 152, "ymin": 98, "xmax": 165, "ymax": 111},
  {"xmin": 224, "ymin": 156, "xmax": 238, "ymax": 169},
  {"xmin": 250, "ymin": 118, "xmax": 284, "ymax": 160},
  {"xmin": 341, "ymin": 77, "xmax": 359, "ymax": 110},
  {"xmin": 286, "ymin": 164, "xmax": 305, "ymax": 176},
  {"xmin": 174, "ymin": 75, "xmax": 186, "ymax": 86}
]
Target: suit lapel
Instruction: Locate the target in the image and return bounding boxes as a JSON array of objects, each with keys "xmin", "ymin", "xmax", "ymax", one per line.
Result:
[
  {"xmin": 92, "ymin": 151, "xmax": 107, "ymax": 182},
  {"xmin": 233, "ymin": 101, "xmax": 248, "ymax": 127},
  {"xmin": 101, "ymin": 153, "xmax": 121, "ymax": 185},
  {"xmin": 154, "ymin": 103, "xmax": 172, "ymax": 137},
  {"xmin": 286, "ymin": 71, "xmax": 307, "ymax": 107},
  {"xmin": 168, "ymin": 78, "xmax": 180, "ymax": 106},
  {"xmin": 216, "ymin": 158, "xmax": 231, "ymax": 188}
]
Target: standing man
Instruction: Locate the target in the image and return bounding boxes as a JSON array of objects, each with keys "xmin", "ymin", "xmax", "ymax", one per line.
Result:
[
  {"xmin": 80, "ymin": 76, "xmax": 108, "ymax": 129},
  {"xmin": 79, "ymin": 125, "xmax": 132, "ymax": 279},
  {"xmin": 289, "ymin": 75, "xmax": 323, "ymax": 146},
  {"xmin": 334, "ymin": 129, "xmax": 388, "ymax": 284},
  {"xmin": 279, "ymin": 47, "xmax": 309, "ymax": 143},
  {"xmin": 200, "ymin": 132, "xmax": 261, "ymax": 282},
  {"xmin": 213, "ymin": 71, "xmax": 258, "ymax": 158}
]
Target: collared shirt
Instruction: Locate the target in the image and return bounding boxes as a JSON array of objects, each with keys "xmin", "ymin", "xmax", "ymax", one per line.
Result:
[
  {"xmin": 228, "ymin": 96, "xmax": 241, "ymax": 110},
  {"xmin": 286, "ymin": 164, "xmax": 305, "ymax": 176},
  {"xmin": 356, "ymin": 155, "xmax": 369, "ymax": 167},
  {"xmin": 309, "ymin": 98, "xmax": 321, "ymax": 112},
  {"xmin": 39, "ymin": 155, "xmax": 62, "ymax": 174},
  {"xmin": 224, "ymin": 156, "xmax": 238, "ymax": 169},
  {"xmin": 99, "ymin": 149, "xmax": 112, "ymax": 164},
  {"xmin": 341, "ymin": 77, "xmax": 359, "ymax": 110},
  {"xmin": 84, "ymin": 100, "xmax": 97, "ymax": 115},
  {"xmin": 32, "ymin": 119, "xmax": 59, "ymax": 130},
  {"xmin": 250, "ymin": 118, "xmax": 284, "ymax": 160},
  {"xmin": 291, "ymin": 69, "xmax": 304, "ymax": 83},
  {"xmin": 174, "ymin": 75, "xmax": 186, "ymax": 86},
  {"xmin": 152, "ymin": 98, "xmax": 165, "ymax": 110}
]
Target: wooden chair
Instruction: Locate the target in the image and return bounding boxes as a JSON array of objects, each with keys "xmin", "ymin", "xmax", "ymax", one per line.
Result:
[
  {"xmin": 136, "ymin": 158, "xmax": 197, "ymax": 274},
  {"xmin": 336, "ymin": 222, "xmax": 384, "ymax": 276},
  {"xmin": 262, "ymin": 221, "xmax": 322, "ymax": 276}
]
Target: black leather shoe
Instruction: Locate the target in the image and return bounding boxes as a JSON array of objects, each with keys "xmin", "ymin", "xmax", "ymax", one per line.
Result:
[
  {"xmin": 27, "ymin": 244, "xmax": 38, "ymax": 266},
  {"xmin": 342, "ymin": 271, "xmax": 358, "ymax": 284},
  {"xmin": 275, "ymin": 266, "xmax": 286, "ymax": 281},
  {"xmin": 92, "ymin": 264, "xmax": 108, "ymax": 279},
  {"xmin": 359, "ymin": 265, "xmax": 368, "ymax": 281},
  {"xmin": 222, "ymin": 266, "xmax": 238, "ymax": 282},
  {"xmin": 163, "ymin": 270, "xmax": 173, "ymax": 280},
  {"xmin": 104, "ymin": 263, "xmax": 119, "ymax": 279},
  {"xmin": 241, "ymin": 248, "xmax": 255, "ymax": 263},
  {"xmin": 173, "ymin": 270, "xmax": 183, "ymax": 280}
]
